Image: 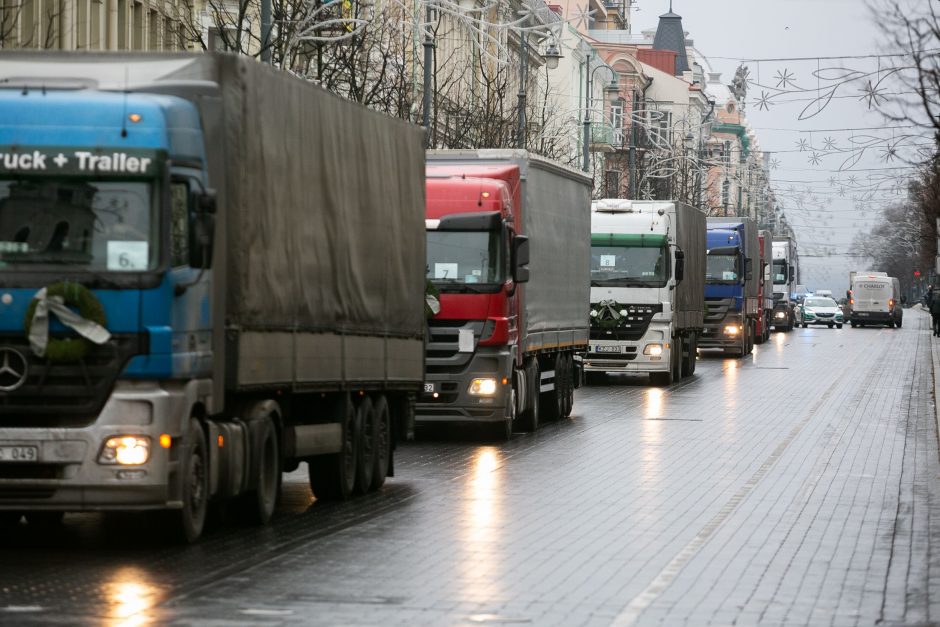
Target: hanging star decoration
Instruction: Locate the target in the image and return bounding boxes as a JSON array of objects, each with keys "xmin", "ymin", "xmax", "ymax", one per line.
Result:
[
  {"xmin": 828, "ymin": 176, "xmax": 837, "ymax": 187},
  {"xmin": 809, "ymin": 151, "xmax": 823, "ymax": 165},
  {"xmin": 826, "ymin": 198, "xmax": 834, "ymax": 206},
  {"xmin": 774, "ymin": 68, "xmax": 796, "ymax": 89},
  {"xmin": 880, "ymin": 143, "xmax": 899, "ymax": 162},
  {"xmin": 823, "ymin": 137, "xmax": 837, "ymax": 151},
  {"xmin": 838, "ymin": 187, "xmax": 847, "ymax": 197},
  {"xmin": 859, "ymin": 80, "xmax": 888, "ymax": 109},
  {"xmin": 770, "ymin": 158, "xmax": 781, "ymax": 170},
  {"xmin": 754, "ymin": 91, "xmax": 772, "ymax": 111},
  {"xmin": 796, "ymin": 138, "xmax": 810, "ymax": 152},
  {"xmin": 569, "ymin": 4, "xmax": 596, "ymax": 30},
  {"xmin": 847, "ymin": 175, "xmax": 858, "ymax": 186}
]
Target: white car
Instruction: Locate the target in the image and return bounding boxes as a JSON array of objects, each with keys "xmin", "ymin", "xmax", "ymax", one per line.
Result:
[{"xmin": 797, "ymin": 297, "xmax": 844, "ymax": 328}]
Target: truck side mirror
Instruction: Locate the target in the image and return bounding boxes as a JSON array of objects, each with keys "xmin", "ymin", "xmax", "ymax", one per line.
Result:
[
  {"xmin": 674, "ymin": 248, "xmax": 685, "ymax": 282},
  {"xmin": 512, "ymin": 235, "xmax": 530, "ymax": 284},
  {"xmin": 745, "ymin": 257, "xmax": 753, "ymax": 281},
  {"xmin": 789, "ymin": 267, "xmax": 795, "ymax": 282},
  {"xmin": 189, "ymin": 212, "xmax": 215, "ymax": 269},
  {"xmin": 199, "ymin": 188, "xmax": 218, "ymax": 214}
]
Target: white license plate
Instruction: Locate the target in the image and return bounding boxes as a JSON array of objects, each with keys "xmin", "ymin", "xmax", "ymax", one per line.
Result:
[
  {"xmin": 0, "ymin": 445, "xmax": 38, "ymax": 462},
  {"xmin": 423, "ymin": 383, "xmax": 435, "ymax": 393},
  {"xmin": 595, "ymin": 345, "xmax": 621, "ymax": 353}
]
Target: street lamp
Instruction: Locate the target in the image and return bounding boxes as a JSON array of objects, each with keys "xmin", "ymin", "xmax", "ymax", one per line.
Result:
[
  {"xmin": 582, "ymin": 55, "xmax": 620, "ymax": 172},
  {"xmin": 517, "ymin": 34, "xmax": 564, "ymax": 149}
]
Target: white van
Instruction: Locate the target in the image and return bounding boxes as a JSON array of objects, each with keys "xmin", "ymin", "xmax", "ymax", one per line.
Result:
[{"xmin": 850, "ymin": 275, "xmax": 902, "ymax": 328}]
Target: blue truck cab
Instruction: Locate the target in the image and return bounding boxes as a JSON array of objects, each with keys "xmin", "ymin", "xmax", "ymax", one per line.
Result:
[
  {"xmin": 0, "ymin": 85, "xmax": 215, "ymax": 516},
  {"xmin": 699, "ymin": 218, "xmax": 758, "ymax": 357}
]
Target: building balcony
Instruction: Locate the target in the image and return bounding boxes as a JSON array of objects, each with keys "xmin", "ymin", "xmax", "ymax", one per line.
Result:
[{"xmin": 590, "ymin": 122, "xmax": 615, "ymax": 152}]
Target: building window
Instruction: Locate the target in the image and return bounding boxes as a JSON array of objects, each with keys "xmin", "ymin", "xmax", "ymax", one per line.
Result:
[{"xmin": 721, "ymin": 179, "xmax": 730, "ymax": 206}]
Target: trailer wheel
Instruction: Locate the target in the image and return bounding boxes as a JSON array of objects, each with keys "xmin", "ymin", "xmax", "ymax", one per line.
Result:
[
  {"xmin": 897, "ymin": 318, "xmax": 903, "ymax": 328},
  {"xmin": 240, "ymin": 417, "xmax": 280, "ymax": 525},
  {"xmin": 308, "ymin": 397, "xmax": 358, "ymax": 500},
  {"xmin": 495, "ymin": 387, "xmax": 517, "ymax": 441},
  {"xmin": 174, "ymin": 420, "xmax": 208, "ymax": 543},
  {"xmin": 355, "ymin": 397, "xmax": 376, "ymax": 494},
  {"xmin": 369, "ymin": 395, "xmax": 391, "ymax": 491},
  {"xmin": 517, "ymin": 359, "xmax": 540, "ymax": 432}
]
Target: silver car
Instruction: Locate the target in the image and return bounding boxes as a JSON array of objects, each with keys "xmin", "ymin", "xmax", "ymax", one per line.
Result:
[{"xmin": 796, "ymin": 297, "xmax": 844, "ymax": 328}]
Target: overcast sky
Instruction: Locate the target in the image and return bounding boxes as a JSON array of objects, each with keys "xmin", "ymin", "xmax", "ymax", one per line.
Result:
[{"xmin": 632, "ymin": 0, "xmax": 920, "ymax": 293}]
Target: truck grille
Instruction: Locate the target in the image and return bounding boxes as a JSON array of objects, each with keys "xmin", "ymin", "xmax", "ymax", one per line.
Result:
[
  {"xmin": 704, "ymin": 298, "xmax": 734, "ymax": 324},
  {"xmin": 0, "ymin": 334, "xmax": 144, "ymax": 428},
  {"xmin": 590, "ymin": 304, "xmax": 661, "ymax": 342},
  {"xmin": 425, "ymin": 321, "xmax": 488, "ymax": 376}
]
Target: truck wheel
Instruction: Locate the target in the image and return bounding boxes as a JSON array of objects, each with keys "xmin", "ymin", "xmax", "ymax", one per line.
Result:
[
  {"xmin": 836, "ymin": 324, "xmax": 843, "ymax": 329},
  {"xmin": 681, "ymin": 336, "xmax": 693, "ymax": 377},
  {"xmin": 496, "ymin": 388, "xmax": 517, "ymax": 441},
  {"xmin": 689, "ymin": 334, "xmax": 697, "ymax": 375},
  {"xmin": 671, "ymin": 337, "xmax": 682, "ymax": 381},
  {"xmin": 355, "ymin": 397, "xmax": 376, "ymax": 494},
  {"xmin": 174, "ymin": 420, "xmax": 208, "ymax": 543},
  {"xmin": 308, "ymin": 397, "xmax": 358, "ymax": 500},
  {"xmin": 897, "ymin": 318, "xmax": 903, "ymax": 328},
  {"xmin": 240, "ymin": 417, "xmax": 280, "ymax": 525},
  {"xmin": 371, "ymin": 395, "xmax": 391, "ymax": 490},
  {"xmin": 650, "ymin": 369, "xmax": 673, "ymax": 386},
  {"xmin": 888, "ymin": 321, "xmax": 895, "ymax": 328},
  {"xmin": 562, "ymin": 355, "xmax": 575, "ymax": 418},
  {"xmin": 851, "ymin": 321, "xmax": 857, "ymax": 328},
  {"xmin": 517, "ymin": 360, "xmax": 540, "ymax": 432}
]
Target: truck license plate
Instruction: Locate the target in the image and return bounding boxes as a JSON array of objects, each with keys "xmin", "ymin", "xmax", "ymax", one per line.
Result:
[
  {"xmin": 423, "ymin": 383, "xmax": 435, "ymax": 393},
  {"xmin": 0, "ymin": 446, "xmax": 38, "ymax": 462},
  {"xmin": 595, "ymin": 345, "xmax": 621, "ymax": 353}
]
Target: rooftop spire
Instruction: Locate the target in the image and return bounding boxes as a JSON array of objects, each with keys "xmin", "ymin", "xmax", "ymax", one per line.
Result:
[{"xmin": 653, "ymin": 2, "xmax": 690, "ymax": 75}]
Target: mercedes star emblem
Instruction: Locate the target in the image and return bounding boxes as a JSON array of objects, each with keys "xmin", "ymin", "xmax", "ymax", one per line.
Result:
[{"xmin": 0, "ymin": 348, "xmax": 28, "ymax": 392}]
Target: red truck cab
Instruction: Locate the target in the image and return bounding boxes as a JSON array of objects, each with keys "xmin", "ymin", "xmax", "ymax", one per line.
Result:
[{"xmin": 420, "ymin": 165, "xmax": 526, "ymax": 437}]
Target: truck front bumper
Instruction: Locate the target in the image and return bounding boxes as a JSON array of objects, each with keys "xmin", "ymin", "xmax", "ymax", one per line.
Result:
[
  {"xmin": 0, "ymin": 381, "xmax": 187, "ymax": 511},
  {"xmin": 582, "ymin": 327, "xmax": 672, "ymax": 374},
  {"xmin": 698, "ymin": 314, "xmax": 745, "ymax": 350},
  {"xmin": 416, "ymin": 346, "xmax": 513, "ymax": 425}
]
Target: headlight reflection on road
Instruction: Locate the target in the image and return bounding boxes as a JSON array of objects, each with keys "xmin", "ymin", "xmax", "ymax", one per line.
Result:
[
  {"xmin": 722, "ymin": 359, "xmax": 739, "ymax": 412},
  {"xmin": 104, "ymin": 567, "xmax": 162, "ymax": 627},
  {"xmin": 774, "ymin": 331, "xmax": 786, "ymax": 353},
  {"xmin": 460, "ymin": 448, "xmax": 504, "ymax": 603},
  {"xmin": 645, "ymin": 388, "xmax": 664, "ymax": 419}
]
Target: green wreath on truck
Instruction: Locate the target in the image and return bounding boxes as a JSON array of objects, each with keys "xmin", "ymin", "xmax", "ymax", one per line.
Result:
[{"xmin": 24, "ymin": 282, "xmax": 108, "ymax": 363}]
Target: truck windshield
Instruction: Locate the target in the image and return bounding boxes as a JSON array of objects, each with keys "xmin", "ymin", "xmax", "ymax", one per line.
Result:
[
  {"xmin": 590, "ymin": 245, "xmax": 667, "ymax": 287},
  {"xmin": 706, "ymin": 252, "xmax": 739, "ymax": 283},
  {"xmin": 772, "ymin": 259, "xmax": 787, "ymax": 284},
  {"xmin": 426, "ymin": 230, "xmax": 503, "ymax": 290},
  {"xmin": 0, "ymin": 178, "xmax": 157, "ymax": 272}
]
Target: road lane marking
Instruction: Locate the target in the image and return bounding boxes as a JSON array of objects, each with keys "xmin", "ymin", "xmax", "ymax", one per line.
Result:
[{"xmin": 612, "ymin": 355, "xmax": 852, "ymax": 627}]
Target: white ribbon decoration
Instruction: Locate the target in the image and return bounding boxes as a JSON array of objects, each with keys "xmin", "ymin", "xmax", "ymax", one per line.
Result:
[{"xmin": 28, "ymin": 287, "xmax": 112, "ymax": 358}]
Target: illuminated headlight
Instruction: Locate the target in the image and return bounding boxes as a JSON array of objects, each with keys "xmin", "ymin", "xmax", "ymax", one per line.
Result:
[
  {"xmin": 775, "ymin": 312, "xmax": 786, "ymax": 319},
  {"xmin": 723, "ymin": 325, "xmax": 740, "ymax": 335},
  {"xmin": 468, "ymin": 378, "xmax": 498, "ymax": 396},
  {"xmin": 99, "ymin": 436, "xmax": 150, "ymax": 465},
  {"xmin": 644, "ymin": 344, "xmax": 663, "ymax": 356}
]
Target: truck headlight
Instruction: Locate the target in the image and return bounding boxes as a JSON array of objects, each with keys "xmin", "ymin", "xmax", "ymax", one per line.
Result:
[
  {"xmin": 468, "ymin": 378, "xmax": 498, "ymax": 396},
  {"xmin": 723, "ymin": 325, "xmax": 740, "ymax": 335},
  {"xmin": 643, "ymin": 344, "xmax": 663, "ymax": 356},
  {"xmin": 99, "ymin": 436, "xmax": 151, "ymax": 465},
  {"xmin": 775, "ymin": 311, "xmax": 786, "ymax": 319}
]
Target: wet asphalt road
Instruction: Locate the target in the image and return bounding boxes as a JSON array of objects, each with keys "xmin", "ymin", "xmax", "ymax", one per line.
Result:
[{"xmin": 1, "ymin": 310, "xmax": 939, "ymax": 626}]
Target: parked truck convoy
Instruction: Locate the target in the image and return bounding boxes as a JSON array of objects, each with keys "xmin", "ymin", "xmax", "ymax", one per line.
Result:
[
  {"xmin": 756, "ymin": 230, "xmax": 773, "ymax": 344},
  {"xmin": 771, "ymin": 236, "xmax": 798, "ymax": 331},
  {"xmin": 700, "ymin": 218, "xmax": 759, "ymax": 356},
  {"xmin": 418, "ymin": 150, "xmax": 592, "ymax": 438},
  {"xmin": 581, "ymin": 200, "xmax": 705, "ymax": 386},
  {"xmin": 0, "ymin": 52, "xmax": 426, "ymax": 541}
]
